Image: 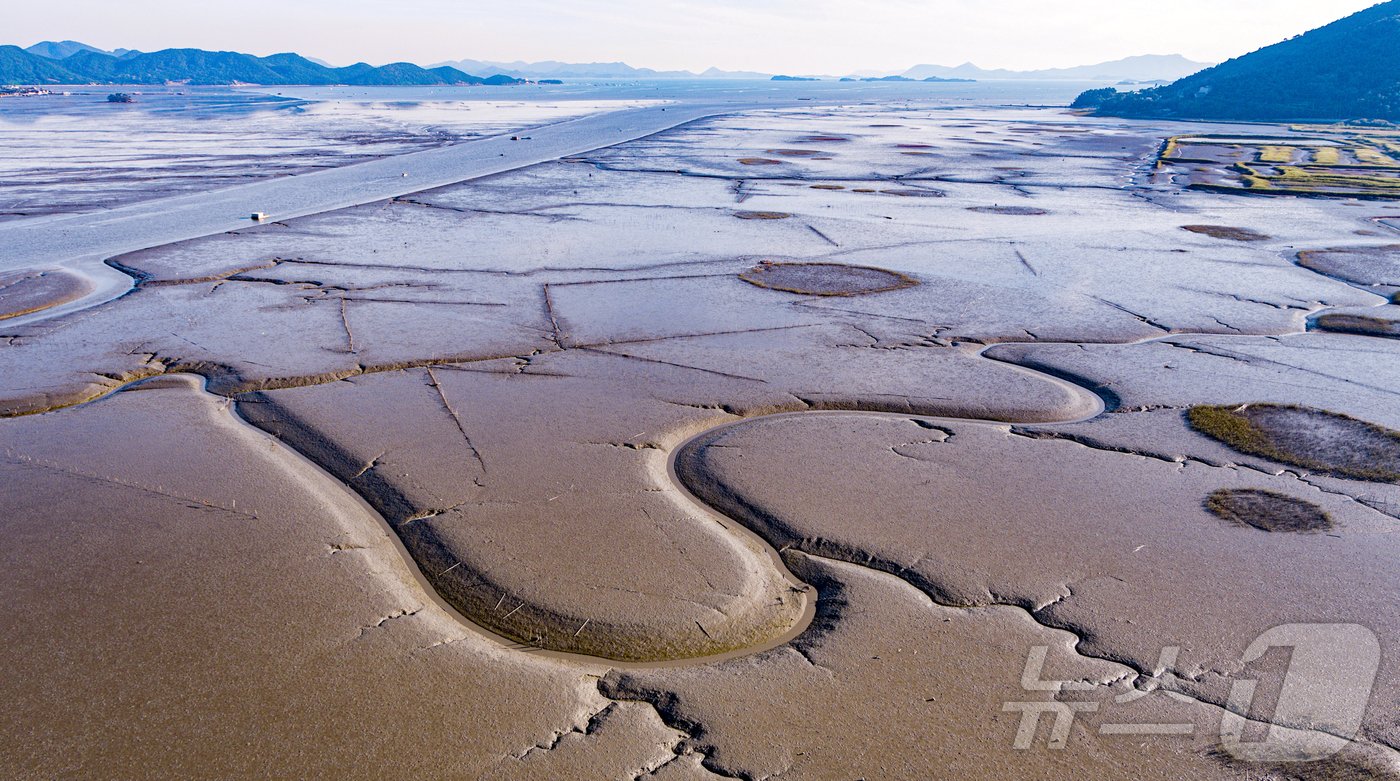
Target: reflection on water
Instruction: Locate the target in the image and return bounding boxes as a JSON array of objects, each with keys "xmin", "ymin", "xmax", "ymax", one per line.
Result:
[
  {"xmin": 0, "ymin": 87, "xmax": 652, "ymax": 219},
  {"xmin": 0, "ymin": 79, "xmax": 1102, "ymax": 220}
]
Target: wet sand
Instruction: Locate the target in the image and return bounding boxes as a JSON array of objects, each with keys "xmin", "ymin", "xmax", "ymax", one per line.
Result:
[
  {"xmin": 2, "ymin": 97, "xmax": 1399, "ymax": 778},
  {"xmin": 0, "ymin": 91, "xmax": 652, "ymax": 221}
]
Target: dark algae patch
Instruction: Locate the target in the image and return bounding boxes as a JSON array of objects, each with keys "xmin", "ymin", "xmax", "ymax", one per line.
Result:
[
  {"xmin": 734, "ymin": 211, "xmax": 792, "ymax": 220},
  {"xmin": 880, "ymin": 188, "xmax": 945, "ymax": 198},
  {"xmin": 1205, "ymin": 489, "xmax": 1334, "ymax": 533},
  {"xmin": 739, "ymin": 261, "xmax": 917, "ymax": 297},
  {"xmin": 1181, "ymin": 225, "xmax": 1271, "ymax": 242},
  {"xmin": 1188, "ymin": 403, "xmax": 1400, "ymax": 482},
  {"xmin": 1312, "ymin": 311, "xmax": 1400, "ymax": 337},
  {"xmin": 967, "ymin": 206, "xmax": 1049, "ymax": 216}
]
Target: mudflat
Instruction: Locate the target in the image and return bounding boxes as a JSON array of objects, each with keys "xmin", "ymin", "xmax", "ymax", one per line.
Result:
[{"xmin": 3, "ymin": 96, "xmax": 1399, "ymax": 778}]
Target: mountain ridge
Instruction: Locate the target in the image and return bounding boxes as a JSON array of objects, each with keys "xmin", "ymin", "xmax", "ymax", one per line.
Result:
[
  {"xmin": 5, "ymin": 43, "xmax": 522, "ymax": 86},
  {"xmin": 430, "ymin": 58, "xmax": 770, "ymax": 80},
  {"xmin": 10, "ymin": 40, "xmax": 1213, "ymax": 87},
  {"xmin": 433, "ymin": 53, "xmax": 1209, "ymax": 83},
  {"xmin": 901, "ymin": 54, "xmax": 1210, "ymax": 82}
]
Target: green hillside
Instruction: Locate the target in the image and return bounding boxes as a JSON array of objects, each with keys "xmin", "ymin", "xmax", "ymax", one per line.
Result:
[
  {"xmin": 0, "ymin": 45, "xmax": 81, "ymax": 83},
  {"xmin": 1076, "ymin": 1, "xmax": 1400, "ymax": 122},
  {"xmin": 0, "ymin": 44, "xmax": 518, "ymax": 86}
]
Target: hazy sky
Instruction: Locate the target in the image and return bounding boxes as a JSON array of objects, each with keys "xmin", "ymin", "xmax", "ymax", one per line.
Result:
[{"xmin": 8, "ymin": 0, "xmax": 1383, "ymax": 73}]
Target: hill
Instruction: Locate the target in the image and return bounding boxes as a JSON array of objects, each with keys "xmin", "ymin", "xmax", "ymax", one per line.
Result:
[
  {"xmin": 901, "ymin": 54, "xmax": 1209, "ymax": 83},
  {"xmin": 0, "ymin": 45, "xmax": 81, "ymax": 83},
  {"xmin": 1076, "ymin": 1, "xmax": 1400, "ymax": 121},
  {"xmin": 0, "ymin": 44, "xmax": 521, "ymax": 86},
  {"xmin": 24, "ymin": 40, "xmax": 107, "ymax": 59}
]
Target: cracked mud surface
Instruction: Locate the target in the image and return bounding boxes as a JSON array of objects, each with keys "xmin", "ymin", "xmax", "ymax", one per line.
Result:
[
  {"xmin": 1297, "ymin": 245, "xmax": 1400, "ymax": 296},
  {"xmin": 4, "ymin": 103, "xmax": 1400, "ymax": 778}
]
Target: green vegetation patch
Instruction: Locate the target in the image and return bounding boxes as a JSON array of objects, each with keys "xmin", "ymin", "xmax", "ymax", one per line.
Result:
[
  {"xmin": 1313, "ymin": 147, "xmax": 1342, "ymax": 165},
  {"xmin": 1205, "ymin": 489, "xmax": 1334, "ymax": 533},
  {"xmin": 1157, "ymin": 129, "xmax": 1400, "ymax": 199},
  {"xmin": 1188, "ymin": 403, "xmax": 1400, "ymax": 482}
]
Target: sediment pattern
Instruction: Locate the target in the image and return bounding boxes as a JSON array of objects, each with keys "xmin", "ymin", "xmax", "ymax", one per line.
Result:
[{"xmin": 4, "ymin": 104, "xmax": 1400, "ymax": 777}]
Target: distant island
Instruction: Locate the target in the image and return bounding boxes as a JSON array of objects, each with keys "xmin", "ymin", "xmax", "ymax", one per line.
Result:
[
  {"xmin": 1, "ymin": 42, "xmax": 528, "ymax": 86},
  {"xmin": 428, "ymin": 54, "xmax": 1208, "ymax": 84},
  {"xmin": 2, "ymin": 42, "xmax": 1219, "ymax": 89},
  {"xmin": 1074, "ymin": 1, "xmax": 1400, "ymax": 122},
  {"xmin": 896, "ymin": 54, "xmax": 1209, "ymax": 83},
  {"xmin": 843, "ymin": 75, "xmax": 975, "ymax": 84},
  {"xmin": 432, "ymin": 58, "xmax": 772, "ymax": 81}
]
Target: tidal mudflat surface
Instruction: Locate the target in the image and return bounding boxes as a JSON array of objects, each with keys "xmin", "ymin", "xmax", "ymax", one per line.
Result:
[
  {"xmin": 0, "ymin": 87, "xmax": 646, "ymax": 220},
  {"xmin": 2, "ymin": 97, "xmax": 1399, "ymax": 778}
]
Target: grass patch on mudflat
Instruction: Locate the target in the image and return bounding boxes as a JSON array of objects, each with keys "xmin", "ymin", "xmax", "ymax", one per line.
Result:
[
  {"xmin": 1274, "ymin": 166, "xmax": 1400, "ymax": 191},
  {"xmin": 1207, "ymin": 743, "xmax": 1400, "ymax": 779},
  {"xmin": 1312, "ymin": 147, "xmax": 1342, "ymax": 165},
  {"xmin": 1161, "ymin": 130, "xmax": 1400, "ymax": 199},
  {"xmin": 1188, "ymin": 404, "xmax": 1400, "ymax": 482},
  {"xmin": 1205, "ymin": 489, "xmax": 1333, "ymax": 533}
]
